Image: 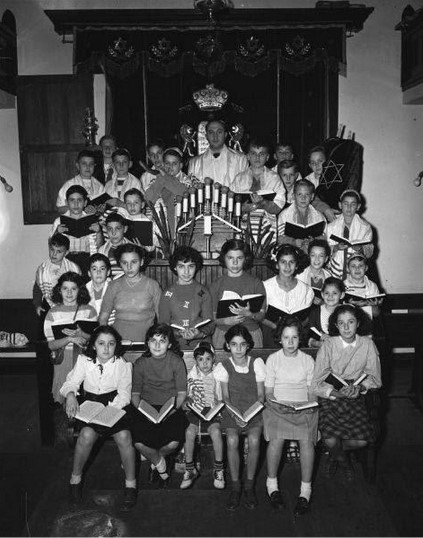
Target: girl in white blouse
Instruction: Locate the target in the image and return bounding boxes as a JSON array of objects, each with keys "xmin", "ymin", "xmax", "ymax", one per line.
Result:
[{"xmin": 60, "ymin": 325, "xmax": 136, "ymax": 512}]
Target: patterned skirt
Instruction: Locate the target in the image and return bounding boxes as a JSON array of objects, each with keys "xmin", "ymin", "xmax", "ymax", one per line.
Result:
[{"xmin": 318, "ymin": 396, "xmax": 375, "ymax": 442}]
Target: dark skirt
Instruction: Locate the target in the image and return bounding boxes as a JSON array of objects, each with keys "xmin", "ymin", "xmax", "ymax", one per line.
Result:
[
  {"xmin": 318, "ymin": 396, "xmax": 375, "ymax": 442},
  {"xmin": 126, "ymin": 404, "xmax": 188, "ymax": 449},
  {"xmin": 76, "ymin": 390, "xmax": 131, "ymax": 437},
  {"xmin": 220, "ymin": 407, "xmax": 263, "ymax": 433}
]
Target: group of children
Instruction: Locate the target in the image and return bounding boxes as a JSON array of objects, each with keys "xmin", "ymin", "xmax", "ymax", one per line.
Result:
[{"xmin": 31, "ymin": 133, "xmax": 383, "ymax": 515}]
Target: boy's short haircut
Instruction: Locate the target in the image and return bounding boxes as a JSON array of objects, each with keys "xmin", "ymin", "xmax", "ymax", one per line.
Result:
[
  {"xmin": 193, "ymin": 341, "xmax": 216, "ymax": 361},
  {"xmin": 169, "ymin": 246, "xmax": 204, "ymax": 275},
  {"xmin": 66, "ymin": 185, "xmax": 88, "ymax": 200},
  {"xmin": 112, "ymin": 148, "xmax": 131, "ymax": 161},
  {"xmin": 76, "ymin": 149, "xmax": 96, "ymax": 162},
  {"xmin": 322, "ymin": 276, "xmax": 345, "ymax": 294},
  {"xmin": 105, "ymin": 212, "xmax": 127, "ymax": 226},
  {"xmin": 308, "ymin": 238, "xmax": 331, "ymax": 258},
  {"xmin": 347, "ymin": 253, "xmax": 367, "ymax": 266},
  {"xmin": 146, "ymin": 138, "xmax": 165, "ymax": 152},
  {"xmin": 340, "ymin": 189, "xmax": 362, "ymax": 204},
  {"xmin": 275, "ymin": 141, "xmax": 294, "ymax": 152},
  {"xmin": 308, "ymin": 145, "xmax": 326, "ymax": 160},
  {"xmin": 293, "ymin": 178, "xmax": 315, "ymax": 195},
  {"xmin": 163, "ymin": 147, "xmax": 183, "ymax": 161},
  {"xmin": 277, "ymin": 159, "xmax": 298, "ymax": 175},
  {"xmin": 124, "ymin": 188, "xmax": 145, "ymax": 202},
  {"xmin": 247, "ymin": 138, "xmax": 271, "ymax": 154},
  {"xmin": 88, "ymin": 252, "xmax": 112, "ymax": 273},
  {"xmin": 99, "ymin": 134, "xmax": 117, "ymax": 146},
  {"xmin": 49, "ymin": 233, "xmax": 70, "ymax": 250}
]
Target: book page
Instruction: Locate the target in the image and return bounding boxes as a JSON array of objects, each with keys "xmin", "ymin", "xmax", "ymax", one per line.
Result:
[
  {"xmin": 157, "ymin": 397, "xmax": 175, "ymax": 422},
  {"xmin": 243, "ymin": 401, "xmax": 264, "ymax": 422},
  {"xmin": 91, "ymin": 405, "xmax": 126, "ymax": 428},
  {"xmin": 75, "ymin": 401, "xmax": 105, "ymax": 423},
  {"xmin": 138, "ymin": 400, "xmax": 159, "ymax": 423}
]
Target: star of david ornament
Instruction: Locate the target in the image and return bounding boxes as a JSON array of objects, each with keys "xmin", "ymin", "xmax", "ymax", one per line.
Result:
[{"xmin": 319, "ymin": 160, "xmax": 345, "ymax": 189}]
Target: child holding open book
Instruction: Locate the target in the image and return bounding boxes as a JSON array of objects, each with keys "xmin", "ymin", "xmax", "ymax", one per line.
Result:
[
  {"xmin": 209, "ymin": 239, "xmax": 266, "ymax": 349},
  {"xmin": 60, "ymin": 325, "xmax": 136, "ymax": 511},
  {"xmin": 44, "ymin": 271, "xmax": 97, "ymax": 404},
  {"xmin": 159, "ymin": 246, "xmax": 214, "ymax": 350},
  {"xmin": 180, "ymin": 341, "xmax": 225, "ymax": 490},
  {"xmin": 264, "ymin": 317, "xmax": 318, "ymax": 516},
  {"xmin": 128, "ymin": 323, "xmax": 187, "ymax": 489},
  {"xmin": 213, "ymin": 325, "xmax": 266, "ymax": 511},
  {"xmin": 311, "ymin": 304, "xmax": 382, "ymax": 481}
]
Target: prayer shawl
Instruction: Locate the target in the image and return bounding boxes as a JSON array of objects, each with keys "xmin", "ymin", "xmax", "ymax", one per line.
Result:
[{"xmin": 188, "ymin": 146, "xmax": 248, "ymax": 188}]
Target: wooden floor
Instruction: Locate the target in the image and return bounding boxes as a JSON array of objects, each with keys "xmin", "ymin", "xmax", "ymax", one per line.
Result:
[{"xmin": 0, "ymin": 360, "xmax": 422, "ymax": 536}]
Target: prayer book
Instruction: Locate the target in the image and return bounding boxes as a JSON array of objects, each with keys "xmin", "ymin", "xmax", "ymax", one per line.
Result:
[
  {"xmin": 269, "ymin": 397, "xmax": 318, "ymax": 411},
  {"xmin": 284, "ymin": 221, "xmax": 325, "ymax": 240},
  {"xmin": 187, "ymin": 401, "xmax": 225, "ymax": 422},
  {"xmin": 170, "ymin": 319, "xmax": 212, "ymax": 331},
  {"xmin": 329, "ymin": 234, "xmax": 372, "ymax": 248},
  {"xmin": 310, "ymin": 327, "xmax": 323, "ymax": 340},
  {"xmin": 235, "ymin": 190, "xmax": 277, "ymax": 204},
  {"xmin": 88, "ymin": 192, "xmax": 112, "ymax": 206},
  {"xmin": 125, "ymin": 220, "xmax": 154, "ymax": 246},
  {"xmin": 60, "ymin": 214, "xmax": 98, "ymax": 238},
  {"xmin": 225, "ymin": 401, "xmax": 264, "ymax": 423},
  {"xmin": 345, "ymin": 292, "xmax": 386, "ymax": 301},
  {"xmin": 75, "ymin": 401, "xmax": 126, "ymax": 428},
  {"xmin": 265, "ymin": 304, "xmax": 310, "ymax": 324},
  {"xmin": 138, "ymin": 397, "xmax": 175, "ymax": 424},
  {"xmin": 216, "ymin": 292, "xmax": 264, "ymax": 318},
  {"xmin": 324, "ymin": 372, "xmax": 367, "ymax": 391},
  {"xmin": 51, "ymin": 320, "xmax": 98, "ymax": 339}
]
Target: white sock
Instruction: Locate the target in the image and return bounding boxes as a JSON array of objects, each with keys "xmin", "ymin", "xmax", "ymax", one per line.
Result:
[
  {"xmin": 300, "ymin": 481, "xmax": 312, "ymax": 501},
  {"xmin": 150, "ymin": 463, "xmax": 156, "ymax": 470},
  {"xmin": 266, "ymin": 476, "xmax": 279, "ymax": 495},
  {"xmin": 125, "ymin": 479, "xmax": 136, "ymax": 489},
  {"xmin": 70, "ymin": 473, "xmax": 82, "ymax": 485},
  {"xmin": 156, "ymin": 457, "xmax": 166, "ymax": 473}
]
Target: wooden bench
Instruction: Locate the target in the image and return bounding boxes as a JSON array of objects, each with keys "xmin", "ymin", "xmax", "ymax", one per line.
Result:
[{"xmin": 66, "ymin": 346, "xmax": 384, "ymax": 483}]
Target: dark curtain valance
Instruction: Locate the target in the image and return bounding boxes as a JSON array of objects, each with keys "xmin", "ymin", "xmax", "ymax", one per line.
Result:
[{"xmin": 74, "ymin": 27, "xmax": 346, "ymax": 79}]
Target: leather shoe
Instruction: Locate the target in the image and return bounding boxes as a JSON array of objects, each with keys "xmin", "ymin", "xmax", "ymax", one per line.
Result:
[
  {"xmin": 158, "ymin": 474, "xmax": 170, "ymax": 489},
  {"xmin": 268, "ymin": 490, "xmax": 284, "ymax": 509},
  {"xmin": 120, "ymin": 487, "xmax": 137, "ymax": 512},
  {"xmin": 244, "ymin": 488, "xmax": 258, "ymax": 509},
  {"xmin": 294, "ymin": 496, "xmax": 309, "ymax": 517},
  {"xmin": 69, "ymin": 483, "xmax": 82, "ymax": 505},
  {"xmin": 226, "ymin": 489, "xmax": 241, "ymax": 511}
]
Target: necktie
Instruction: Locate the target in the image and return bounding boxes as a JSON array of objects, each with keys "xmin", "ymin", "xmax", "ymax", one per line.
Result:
[
  {"xmin": 98, "ymin": 364, "xmax": 103, "ymax": 375},
  {"xmin": 106, "ymin": 166, "xmax": 114, "ymax": 183}
]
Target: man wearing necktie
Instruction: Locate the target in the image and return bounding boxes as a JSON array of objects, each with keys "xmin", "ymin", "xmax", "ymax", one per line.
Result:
[{"xmin": 188, "ymin": 120, "xmax": 248, "ymax": 188}]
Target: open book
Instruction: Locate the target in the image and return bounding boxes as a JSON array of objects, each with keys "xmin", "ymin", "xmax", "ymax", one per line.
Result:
[
  {"xmin": 138, "ymin": 397, "xmax": 175, "ymax": 424},
  {"xmin": 171, "ymin": 319, "xmax": 212, "ymax": 332},
  {"xmin": 235, "ymin": 190, "xmax": 277, "ymax": 204},
  {"xmin": 225, "ymin": 401, "xmax": 264, "ymax": 423},
  {"xmin": 345, "ymin": 291, "xmax": 386, "ymax": 301},
  {"xmin": 330, "ymin": 234, "xmax": 372, "ymax": 248},
  {"xmin": 51, "ymin": 320, "xmax": 98, "ymax": 339},
  {"xmin": 216, "ymin": 292, "xmax": 264, "ymax": 318},
  {"xmin": 125, "ymin": 220, "xmax": 154, "ymax": 247},
  {"xmin": 60, "ymin": 214, "xmax": 98, "ymax": 238},
  {"xmin": 265, "ymin": 304, "xmax": 310, "ymax": 324},
  {"xmin": 310, "ymin": 327, "xmax": 323, "ymax": 340},
  {"xmin": 187, "ymin": 401, "xmax": 225, "ymax": 422},
  {"xmin": 75, "ymin": 400, "xmax": 126, "ymax": 428},
  {"xmin": 269, "ymin": 397, "xmax": 318, "ymax": 411},
  {"xmin": 284, "ymin": 221, "xmax": 325, "ymax": 240},
  {"xmin": 88, "ymin": 192, "xmax": 112, "ymax": 207},
  {"xmin": 325, "ymin": 372, "xmax": 367, "ymax": 391}
]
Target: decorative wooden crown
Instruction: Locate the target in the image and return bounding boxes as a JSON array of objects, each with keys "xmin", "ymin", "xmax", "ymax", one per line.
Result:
[{"xmin": 193, "ymin": 83, "xmax": 229, "ymax": 111}]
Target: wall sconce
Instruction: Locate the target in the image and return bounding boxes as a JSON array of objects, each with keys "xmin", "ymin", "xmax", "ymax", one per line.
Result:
[{"xmin": 0, "ymin": 174, "xmax": 13, "ymax": 193}]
